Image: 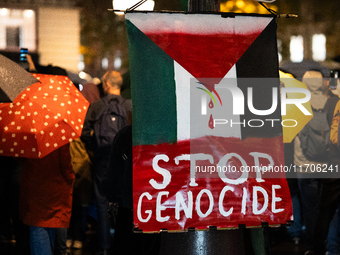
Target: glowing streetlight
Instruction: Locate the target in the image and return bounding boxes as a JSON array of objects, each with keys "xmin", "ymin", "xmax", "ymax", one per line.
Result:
[
  {"xmin": 0, "ymin": 8, "xmax": 9, "ymax": 16},
  {"xmin": 23, "ymin": 10, "xmax": 34, "ymax": 18},
  {"xmin": 112, "ymin": 0, "xmax": 155, "ymax": 15}
]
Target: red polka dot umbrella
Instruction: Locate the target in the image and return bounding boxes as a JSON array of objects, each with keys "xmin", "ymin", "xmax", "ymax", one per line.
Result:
[{"xmin": 0, "ymin": 73, "xmax": 89, "ymax": 158}]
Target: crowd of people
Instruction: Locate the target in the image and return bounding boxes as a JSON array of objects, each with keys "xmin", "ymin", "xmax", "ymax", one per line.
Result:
[
  {"xmin": 0, "ymin": 57, "xmax": 137, "ymax": 255},
  {"xmin": 1, "ymin": 55, "xmax": 340, "ymax": 255},
  {"xmin": 284, "ymin": 69, "xmax": 340, "ymax": 255}
]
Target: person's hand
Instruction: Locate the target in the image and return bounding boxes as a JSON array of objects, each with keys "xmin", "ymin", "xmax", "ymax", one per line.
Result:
[{"xmin": 26, "ymin": 54, "xmax": 37, "ymax": 72}]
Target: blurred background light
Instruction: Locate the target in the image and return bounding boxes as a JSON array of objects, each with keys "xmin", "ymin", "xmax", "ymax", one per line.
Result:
[
  {"xmin": 0, "ymin": 8, "xmax": 9, "ymax": 16},
  {"xmin": 79, "ymin": 71, "xmax": 87, "ymax": 79},
  {"xmin": 102, "ymin": 57, "xmax": 109, "ymax": 69},
  {"xmin": 290, "ymin": 35, "xmax": 304, "ymax": 63},
  {"xmin": 114, "ymin": 57, "xmax": 122, "ymax": 69},
  {"xmin": 220, "ymin": 0, "xmax": 277, "ymax": 14},
  {"xmin": 23, "ymin": 10, "xmax": 34, "ymax": 18},
  {"xmin": 312, "ymin": 34, "xmax": 326, "ymax": 61}
]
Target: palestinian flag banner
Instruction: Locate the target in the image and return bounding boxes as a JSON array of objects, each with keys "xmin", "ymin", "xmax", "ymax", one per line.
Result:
[{"xmin": 126, "ymin": 12, "xmax": 293, "ymax": 233}]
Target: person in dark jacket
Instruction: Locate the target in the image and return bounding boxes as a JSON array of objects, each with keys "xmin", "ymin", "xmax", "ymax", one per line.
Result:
[
  {"xmin": 312, "ymin": 78, "xmax": 340, "ymax": 255},
  {"xmin": 102, "ymin": 108, "xmax": 160, "ymax": 255},
  {"xmin": 81, "ymin": 71, "xmax": 131, "ymax": 255},
  {"xmin": 103, "ymin": 124, "xmax": 135, "ymax": 255}
]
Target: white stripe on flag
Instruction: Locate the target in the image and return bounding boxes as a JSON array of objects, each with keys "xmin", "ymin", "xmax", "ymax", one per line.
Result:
[
  {"xmin": 215, "ymin": 65, "xmax": 242, "ymax": 139},
  {"xmin": 175, "ymin": 63, "xmax": 242, "ymax": 141},
  {"xmin": 126, "ymin": 13, "xmax": 272, "ymax": 36},
  {"xmin": 175, "ymin": 60, "xmax": 193, "ymax": 141}
]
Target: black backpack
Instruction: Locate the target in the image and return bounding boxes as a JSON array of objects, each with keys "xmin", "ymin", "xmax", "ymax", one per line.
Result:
[
  {"xmin": 93, "ymin": 96, "xmax": 128, "ymax": 155},
  {"xmin": 299, "ymin": 108, "xmax": 330, "ymax": 162}
]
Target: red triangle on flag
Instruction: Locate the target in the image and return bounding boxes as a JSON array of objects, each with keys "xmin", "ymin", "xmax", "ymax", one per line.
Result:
[
  {"xmin": 126, "ymin": 13, "xmax": 272, "ymax": 93},
  {"xmin": 145, "ymin": 32, "xmax": 264, "ymax": 92}
]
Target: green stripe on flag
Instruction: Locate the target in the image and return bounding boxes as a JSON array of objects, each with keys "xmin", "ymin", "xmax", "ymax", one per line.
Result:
[{"xmin": 126, "ymin": 19, "xmax": 177, "ymax": 146}]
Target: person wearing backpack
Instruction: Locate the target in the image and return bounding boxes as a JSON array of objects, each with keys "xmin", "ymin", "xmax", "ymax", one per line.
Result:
[
  {"xmin": 102, "ymin": 111, "xmax": 161, "ymax": 255},
  {"xmin": 81, "ymin": 71, "xmax": 131, "ymax": 255},
  {"xmin": 293, "ymin": 70, "xmax": 329, "ymax": 254}
]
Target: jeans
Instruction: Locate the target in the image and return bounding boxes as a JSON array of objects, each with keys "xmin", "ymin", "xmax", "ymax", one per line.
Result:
[
  {"xmin": 286, "ymin": 194, "xmax": 303, "ymax": 239},
  {"xmin": 30, "ymin": 226, "xmax": 56, "ymax": 255},
  {"xmin": 327, "ymin": 207, "xmax": 340, "ymax": 255}
]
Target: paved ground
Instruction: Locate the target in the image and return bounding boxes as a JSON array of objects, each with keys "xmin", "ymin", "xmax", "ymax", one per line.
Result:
[{"xmin": 0, "ymin": 226, "xmax": 308, "ymax": 255}]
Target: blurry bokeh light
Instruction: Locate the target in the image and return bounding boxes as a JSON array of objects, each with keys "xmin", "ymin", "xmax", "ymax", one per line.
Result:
[
  {"xmin": 23, "ymin": 9, "xmax": 34, "ymax": 18},
  {"xmin": 0, "ymin": 8, "xmax": 9, "ymax": 16},
  {"xmin": 312, "ymin": 34, "xmax": 326, "ymax": 61},
  {"xmin": 290, "ymin": 35, "xmax": 304, "ymax": 63},
  {"xmin": 220, "ymin": 0, "xmax": 278, "ymax": 14}
]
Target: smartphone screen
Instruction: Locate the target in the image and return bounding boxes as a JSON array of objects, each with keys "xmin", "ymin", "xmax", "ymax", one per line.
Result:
[
  {"xmin": 329, "ymin": 70, "xmax": 339, "ymax": 90},
  {"xmin": 20, "ymin": 48, "xmax": 28, "ymax": 62}
]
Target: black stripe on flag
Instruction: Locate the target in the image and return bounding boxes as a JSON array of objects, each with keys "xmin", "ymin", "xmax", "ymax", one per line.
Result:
[{"xmin": 236, "ymin": 18, "xmax": 282, "ymax": 139}]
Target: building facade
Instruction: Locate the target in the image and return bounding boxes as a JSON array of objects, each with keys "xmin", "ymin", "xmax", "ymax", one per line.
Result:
[
  {"xmin": 0, "ymin": 0, "xmax": 80, "ymax": 72},
  {"xmin": 276, "ymin": 0, "xmax": 340, "ymax": 64},
  {"xmin": 221, "ymin": 0, "xmax": 340, "ymax": 70}
]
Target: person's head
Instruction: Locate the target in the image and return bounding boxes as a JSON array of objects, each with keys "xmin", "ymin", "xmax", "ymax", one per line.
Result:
[
  {"xmin": 302, "ymin": 70, "xmax": 324, "ymax": 91},
  {"xmin": 302, "ymin": 70, "xmax": 327, "ymax": 110},
  {"xmin": 102, "ymin": 71, "xmax": 123, "ymax": 95}
]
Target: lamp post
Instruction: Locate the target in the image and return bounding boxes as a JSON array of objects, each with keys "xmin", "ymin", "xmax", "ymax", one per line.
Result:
[
  {"xmin": 109, "ymin": 0, "xmax": 155, "ymax": 96},
  {"xmin": 188, "ymin": 0, "xmax": 220, "ymax": 12}
]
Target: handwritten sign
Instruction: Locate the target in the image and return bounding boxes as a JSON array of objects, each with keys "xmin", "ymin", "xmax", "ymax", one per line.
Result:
[{"xmin": 126, "ymin": 12, "xmax": 293, "ymax": 232}]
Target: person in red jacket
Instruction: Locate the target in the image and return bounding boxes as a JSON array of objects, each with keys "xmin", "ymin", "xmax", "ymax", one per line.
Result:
[{"xmin": 19, "ymin": 143, "xmax": 74, "ymax": 255}]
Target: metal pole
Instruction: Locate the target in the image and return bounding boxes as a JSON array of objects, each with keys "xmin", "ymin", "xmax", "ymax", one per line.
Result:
[
  {"xmin": 160, "ymin": 228, "xmax": 246, "ymax": 255},
  {"xmin": 188, "ymin": 0, "xmax": 220, "ymax": 12}
]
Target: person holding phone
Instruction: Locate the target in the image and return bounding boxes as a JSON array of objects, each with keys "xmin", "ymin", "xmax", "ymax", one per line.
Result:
[
  {"xmin": 329, "ymin": 70, "xmax": 339, "ymax": 90},
  {"xmin": 19, "ymin": 48, "xmax": 37, "ymax": 72}
]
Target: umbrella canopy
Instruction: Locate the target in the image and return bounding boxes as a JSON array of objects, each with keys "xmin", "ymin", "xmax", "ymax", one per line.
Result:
[
  {"xmin": 280, "ymin": 71, "xmax": 313, "ymax": 143},
  {"xmin": 0, "ymin": 73, "xmax": 89, "ymax": 158},
  {"xmin": 280, "ymin": 60, "xmax": 330, "ymax": 79},
  {"xmin": 0, "ymin": 54, "xmax": 39, "ymax": 102},
  {"xmin": 320, "ymin": 60, "xmax": 340, "ymax": 71}
]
